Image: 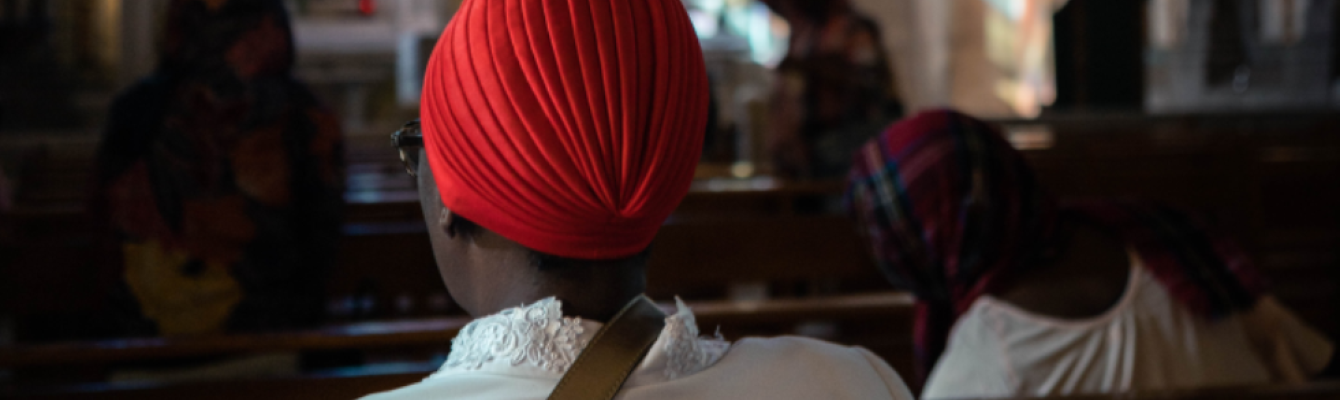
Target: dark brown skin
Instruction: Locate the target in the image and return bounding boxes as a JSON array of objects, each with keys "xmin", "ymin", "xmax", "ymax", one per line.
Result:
[
  {"xmin": 991, "ymin": 222, "xmax": 1132, "ymax": 319},
  {"xmin": 415, "ymin": 150, "xmax": 645, "ymax": 322}
]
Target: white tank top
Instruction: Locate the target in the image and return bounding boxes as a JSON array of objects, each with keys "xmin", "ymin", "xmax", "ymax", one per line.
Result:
[{"xmin": 922, "ymin": 255, "xmax": 1333, "ymax": 399}]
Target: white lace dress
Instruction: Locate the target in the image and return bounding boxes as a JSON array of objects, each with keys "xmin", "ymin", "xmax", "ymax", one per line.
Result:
[{"xmin": 361, "ymin": 297, "xmax": 914, "ymax": 400}]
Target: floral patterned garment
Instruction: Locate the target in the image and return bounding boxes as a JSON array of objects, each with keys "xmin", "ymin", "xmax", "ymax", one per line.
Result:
[{"xmin": 94, "ymin": 0, "xmax": 344, "ymax": 336}]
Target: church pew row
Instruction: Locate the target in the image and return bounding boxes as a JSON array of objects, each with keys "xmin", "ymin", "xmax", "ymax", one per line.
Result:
[
  {"xmin": 330, "ymin": 125, "xmax": 1340, "ymax": 337},
  {"xmin": 2, "ymin": 113, "xmax": 1337, "ymax": 378},
  {"xmin": 0, "ymin": 121, "xmax": 1332, "ymax": 398},
  {"xmin": 327, "ymin": 215, "xmax": 888, "ymax": 321},
  {"xmin": 7, "ymin": 373, "xmax": 1339, "ymax": 400},
  {"xmin": 0, "ymin": 183, "xmax": 883, "ymax": 343},
  {"xmin": 0, "ymin": 292, "xmax": 914, "ymax": 369},
  {"xmin": 1, "ymin": 214, "xmax": 909, "ymax": 389},
  {"xmin": 7, "ymin": 114, "xmax": 1337, "ymax": 307},
  {"xmin": 979, "ymin": 381, "xmax": 1340, "ymax": 400},
  {"xmin": 341, "ymin": 172, "xmax": 846, "ymax": 226},
  {"xmin": 3, "ymin": 370, "xmax": 428, "ymax": 400}
]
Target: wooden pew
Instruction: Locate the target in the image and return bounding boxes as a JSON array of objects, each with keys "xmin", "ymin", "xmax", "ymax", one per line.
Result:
[
  {"xmin": 7, "ymin": 370, "xmax": 1339, "ymax": 400},
  {"xmin": 648, "ymin": 215, "xmax": 883, "ymax": 298},
  {"xmin": 342, "ymin": 174, "xmax": 847, "ymax": 225},
  {"xmin": 12, "ymin": 113, "xmax": 1333, "ymax": 332},
  {"xmin": 328, "ymin": 213, "xmax": 888, "ymax": 320},
  {"xmin": 979, "ymin": 381, "xmax": 1340, "ymax": 400},
  {"xmin": 0, "ymin": 294, "xmax": 916, "ymax": 390},
  {"xmin": 3, "ymin": 113, "xmax": 1337, "ymax": 393},
  {"xmin": 2, "ymin": 370, "xmax": 428, "ymax": 400},
  {"xmin": 3, "ymin": 210, "xmax": 911, "ymax": 388},
  {"xmin": 0, "ymin": 293, "xmax": 912, "ymax": 369},
  {"xmin": 332, "ymin": 113, "xmax": 1340, "ymax": 330}
]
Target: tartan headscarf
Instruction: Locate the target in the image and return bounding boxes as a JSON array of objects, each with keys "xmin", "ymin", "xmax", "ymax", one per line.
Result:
[{"xmin": 846, "ymin": 110, "xmax": 1266, "ymax": 381}]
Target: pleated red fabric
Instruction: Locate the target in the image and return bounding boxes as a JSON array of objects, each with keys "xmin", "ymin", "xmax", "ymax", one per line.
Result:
[{"xmin": 420, "ymin": 0, "xmax": 708, "ymax": 259}]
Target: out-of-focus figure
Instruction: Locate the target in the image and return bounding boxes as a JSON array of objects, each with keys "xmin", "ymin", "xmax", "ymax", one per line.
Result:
[
  {"xmin": 846, "ymin": 110, "xmax": 1334, "ymax": 398},
  {"xmin": 766, "ymin": 0, "xmax": 902, "ymax": 179},
  {"xmin": 93, "ymin": 0, "xmax": 344, "ymax": 337}
]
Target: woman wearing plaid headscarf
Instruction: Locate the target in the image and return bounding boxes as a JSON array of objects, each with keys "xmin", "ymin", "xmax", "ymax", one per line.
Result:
[{"xmin": 846, "ymin": 110, "xmax": 1333, "ymax": 398}]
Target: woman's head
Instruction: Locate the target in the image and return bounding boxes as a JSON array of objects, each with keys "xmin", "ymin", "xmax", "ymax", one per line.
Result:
[
  {"xmin": 159, "ymin": 0, "xmax": 294, "ymax": 82},
  {"xmin": 413, "ymin": 151, "xmax": 648, "ymax": 318},
  {"xmin": 413, "ymin": 0, "xmax": 706, "ymax": 317},
  {"xmin": 846, "ymin": 109, "xmax": 1056, "ymax": 376},
  {"xmin": 848, "ymin": 110, "xmax": 1055, "ymax": 306}
]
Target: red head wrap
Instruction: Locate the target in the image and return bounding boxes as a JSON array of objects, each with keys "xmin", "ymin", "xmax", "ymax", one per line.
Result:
[{"xmin": 420, "ymin": 0, "xmax": 708, "ymax": 259}]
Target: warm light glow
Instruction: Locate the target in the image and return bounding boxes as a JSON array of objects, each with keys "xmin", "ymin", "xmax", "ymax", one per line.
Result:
[
  {"xmin": 684, "ymin": 0, "xmax": 789, "ymax": 67},
  {"xmin": 981, "ymin": 0, "xmax": 1063, "ymax": 118}
]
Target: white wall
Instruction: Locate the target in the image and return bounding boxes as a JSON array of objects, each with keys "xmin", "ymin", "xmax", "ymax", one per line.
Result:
[{"xmin": 848, "ymin": 0, "xmax": 1065, "ymax": 118}]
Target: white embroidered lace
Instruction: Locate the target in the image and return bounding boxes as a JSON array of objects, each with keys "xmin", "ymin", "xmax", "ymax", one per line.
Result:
[
  {"xmin": 443, "ymin": 297, "xmax": 729, "ymax": 380},
  {"xmin": 445, "ymin": 297, "xmax": 588, "ymax": 372},
  {"xmin": 661, "ymin": 298, "xmax": 729, "ymax": 379}
]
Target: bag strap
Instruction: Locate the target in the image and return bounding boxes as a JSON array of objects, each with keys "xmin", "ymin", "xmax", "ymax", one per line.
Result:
[{"xmin": 547, "ymin": 295, "xmax": 666, "ymax": 400}]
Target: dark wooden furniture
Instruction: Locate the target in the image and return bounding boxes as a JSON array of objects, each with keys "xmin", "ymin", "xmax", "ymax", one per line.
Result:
[{"xmin": 0, "ymin": 292, "xmax": 913, "ymax": 369}]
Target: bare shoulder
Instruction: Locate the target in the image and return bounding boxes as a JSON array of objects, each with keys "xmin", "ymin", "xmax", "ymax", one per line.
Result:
[{"xmin": 993, "ymin": 223, "xmax": 1132, "ymax": 318}]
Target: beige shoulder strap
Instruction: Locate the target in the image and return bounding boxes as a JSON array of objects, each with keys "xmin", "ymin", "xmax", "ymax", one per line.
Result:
[{"xmin": 547, "ymin": 295, "xmax": 666, "ymax": 400}]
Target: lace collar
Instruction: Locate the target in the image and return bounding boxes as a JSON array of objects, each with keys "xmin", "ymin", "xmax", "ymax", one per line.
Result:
[{"xmin": 436, "ymin": 296, "xmax": 730, "ymax": 381}]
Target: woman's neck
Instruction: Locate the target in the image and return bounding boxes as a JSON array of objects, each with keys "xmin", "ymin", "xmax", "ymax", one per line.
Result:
[
  {"xmin": 544, "ymin": 265, "xmax": 647, "ymax": 322},
  {"xmin": 992, "ymin": 223, "xmax": 1132, "ymax": 319},
  {"xmin": 488, "ymin": 260, "xmax": 647, "ymax": 323}
]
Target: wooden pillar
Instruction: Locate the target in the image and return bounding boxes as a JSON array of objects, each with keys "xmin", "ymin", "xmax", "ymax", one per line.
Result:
[{"xmin": 1051, "ymin": 0, "xmax": 1145, "ymax": 111}]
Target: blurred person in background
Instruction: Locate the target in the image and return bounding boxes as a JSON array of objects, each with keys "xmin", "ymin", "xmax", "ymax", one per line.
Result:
[
  {"xmin": 846, "ymin": 110, "xmax": 1334, "ymax": 399},
  {"xmin": 765, "ymin": 0, "xmax": 902, "ymax": 179},
  {"xmin": 92, "ymin": 0, "xmax": 344, "ymax": 337}
]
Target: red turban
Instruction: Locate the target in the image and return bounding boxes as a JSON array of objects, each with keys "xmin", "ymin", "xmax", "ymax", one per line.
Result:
[{"xmin": 420, "ymin": 0, "xmax": 709, "ymax": 259}]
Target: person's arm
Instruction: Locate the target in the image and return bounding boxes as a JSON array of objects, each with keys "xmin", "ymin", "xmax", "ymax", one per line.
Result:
[
  {"xmin": 1240, "ymin": 295, "xmax": 1336, "ymax": 382},
  {"xmin": 918, "ymin": 311, "xmax": 1018, "ymax": 400}
]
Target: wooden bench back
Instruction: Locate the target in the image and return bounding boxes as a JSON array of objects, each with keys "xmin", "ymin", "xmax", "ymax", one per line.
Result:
[
  {"xmin": 977, "ymin": 381, "xmax": 1340, "ymax": 400},
  {"xmin": 327, "ymin": 215, "xmax": 885, "ymax": 318},
  {"xmin": 9, "ymin": 374, "xmax": 1338, "ymax": 400}
]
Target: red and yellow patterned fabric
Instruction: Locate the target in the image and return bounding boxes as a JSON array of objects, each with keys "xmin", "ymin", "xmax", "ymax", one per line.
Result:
[{"xmin": 95, "ymin": 0, "xmax": 344, "ymax": 336}]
